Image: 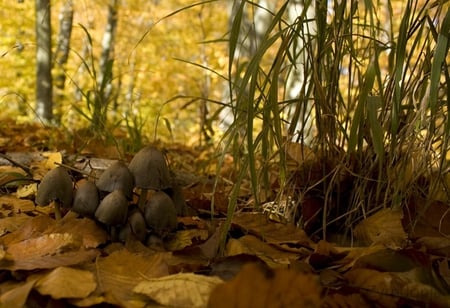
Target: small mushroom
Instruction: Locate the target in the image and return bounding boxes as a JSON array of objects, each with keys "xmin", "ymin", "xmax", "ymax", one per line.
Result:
[
  {"xmin": 143, "ymin": 191, "xmax": 177, "ymax": 238},
  {"xmin": 95, "ymin": 189, "xmax": 128, "ymax": 241},
  {"xmin": 128, "ymin": 209, "xmax": 147, "ymax": 243},
  {"xmin": 36, "ymin": 166, "xmax": 73, "ymax": 220},
  {"xmin": 72, "ymin": 180, "xmax": 99, "ymax": 217},
  {"xmin": 96, "ymin": 161, "xmax": 134, "ymax": 199},
  {"xmin": 128, "ymin": 146, "xmax": 171, "ymax": 211}
]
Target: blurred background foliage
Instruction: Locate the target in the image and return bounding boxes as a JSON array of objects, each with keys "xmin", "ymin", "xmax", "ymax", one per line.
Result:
[{"xmin": 1, "ymin": 0, "xmax": 228, "ymax": 146}]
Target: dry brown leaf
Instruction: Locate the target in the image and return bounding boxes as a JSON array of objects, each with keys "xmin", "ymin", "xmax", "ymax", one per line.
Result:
[
  {"xmin": 7, "ymin": 233, "xmax": 82, "ymax": 259},
  {"xmin": 322, "ymin": 293, "xmax": 370, "ymax": 308},
  {"xmin": 35, "ymin": 267, "xmax": 96, "ymax": 299},
  {"xmin": 165, "ymin": 229, "xmax": 209, "ymax": 251},
  {"xmin": 0, "ymin": 216, "xmax": 31, "ymax": 237},
  {"xmin": 354, "ymin": 208, "xmax": 407, "ymax": 248},
  {"xmin": 232, "ymin": 212, "xmax": 316, "ymax": 249},
  {"xmin": 1, "ymin": 215, "xmax": 55, "ymax": 246},
  {"xmin": 134, "ymin": 272, "xmax": 223, "ymax": 308},
  {"xmin": 208, "ymin": 263, "xmax": 322, "ymax": 308},
  {"xmin": 15, "ymin": 183, "xmax": 38, "ymax": 199},
  {"xmin": 0, "ymin": 195, "xmax": 35, "ymax": 214},
  {"xmin": 45, "ymin": 216, "xmax": 108, "ymax": 249},
  {"xmin": 42, "ymin": 152, "xmax": 63, "ymax": 170},
  {"xmin": 285, "ymin": 141, "xmax": 316, "ymax": 166},
  {"xmin": 344, "ymin": 268, "xmax": 398, "ymax": 307},
  {"xmin": 346, "ymin": 267, "xmax": 450, "ymax": 307},
  {"xmin": 30, "ymin": 152, "xmax": 64, "ymax": 179},
  {"xmin": 335, "ymin": 244, "xmax": 386, "ymax": 272},
  {"xmin": 3, "ymin": 229, "xmax": 99, "ymax": 271},
  {"xmin": 226, "ymin": 235, "xmax": 300, "ymax": 268},
  {"xmin": 92, "ymin": 249, "xmax": 169, "ymax": 306},
  {"xmin": 0, "ymin": 278, "xmax": 38, "ymax": 307},
  {"xmin": 416, "ymin": 236, "xmax": 450, "ymax": 256},
  {"xmin": 394, "ymin": 269, "xmax": 450, "ymax": 306}
]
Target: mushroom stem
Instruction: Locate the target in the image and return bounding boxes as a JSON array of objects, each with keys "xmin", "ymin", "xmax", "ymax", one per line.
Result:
[
  {"xmin": 52, "ymin": 200, "xmax": 62, "ymax": 220},
  {"xmin": 137, "ymin": 189, "xmax": 148, "ymax": 212},
  {"xmin": 110, "ymin": 226, "xmax": 120, "ymax": 242}
]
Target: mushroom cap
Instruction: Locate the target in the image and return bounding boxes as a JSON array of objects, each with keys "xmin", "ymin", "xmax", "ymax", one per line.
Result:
[
  {"xmin": 95, "ymin": 190, "xmax": 128, "ymax": 226},
  {"xmin": 128, "ymin": 146, "xmax": 171, "ymax": 190},
  {"xmin": 96, "ymin": 161, "xmax": 134, "ymax": 198},
  {"xmin": 36, "ymin": 166, "xmax": 73, "ymax": 208},
  {"xmin": 128, "ymin": 209, "xmax": 147, "ymax": 242},
  {"xmin": 143, "ymin": 191, "xmax": 177, "ymax": 237},
  {"xmin": 72, "ymin": 180, "xmax": 99, "ymax": 217}
]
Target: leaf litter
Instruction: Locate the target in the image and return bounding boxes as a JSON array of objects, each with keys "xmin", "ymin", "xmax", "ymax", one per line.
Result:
[{"xmin": 0, "ymin": 140, "xmax": 448, "ymax": 307}]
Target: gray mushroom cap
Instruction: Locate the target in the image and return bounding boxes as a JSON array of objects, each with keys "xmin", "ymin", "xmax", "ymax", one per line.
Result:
[
  {"xmin": 128, "ymin": 209, "xmax": 147, "ymax": 242},
  {"xmin": 96, "ymin": 161, "xmax": 134, "ymax": 198},
  {"xmin": 36, "ymin": 166, "xmax": 73, "ymax": 208},
  {"xmin": 94, "ymin": 190, "xmax": 128, "ymax": 226},
  {"xmin": 143, "ymin": 191, "xmax": 177, "ymax": 237},
  {"xmin": 128, "ymin": 146, "xmax": 171, "ymax": 190},
  {"xmin": 72, "ymin": 180, "xmax": 99, "ymax": 217}
]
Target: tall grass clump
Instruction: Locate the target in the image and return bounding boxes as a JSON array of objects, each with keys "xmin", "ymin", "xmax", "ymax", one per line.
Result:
[{"xmin": 218, "ymin": 0, "xmax": 449, "ymax": 243}]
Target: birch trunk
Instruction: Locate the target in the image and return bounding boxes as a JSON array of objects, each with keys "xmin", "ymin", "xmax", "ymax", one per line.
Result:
[{"xmin": 35, "ymin": 0, "xmax": 53, "ymax": 123}]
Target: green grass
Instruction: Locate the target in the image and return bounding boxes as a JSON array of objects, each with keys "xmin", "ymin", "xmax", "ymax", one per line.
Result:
[{"xmin": 216, "ymin": 0, "xmax": 449, "ymax": 245}]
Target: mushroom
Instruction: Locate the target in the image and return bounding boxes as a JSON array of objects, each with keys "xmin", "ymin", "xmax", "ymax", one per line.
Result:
[
  {"xmin": 127, "ymin": 208, "xmax": 147, "ymax": 243},
  {"xmin": 36, "ymin": 166, "xmax": 73, "ymax": 220},
  {"xmin": 72, "ymin": 180, "xmax": 99, "ymax": 217},
  {"xmin": 95, "ymin": 189, "xmax": 128, "ymax": 241},
  {"xmin": 128, "ymin": 146, "xmax": 171, "ymax": 211},
  {"xmin": 96, "ymin": 160, "xmax": 134, "ymax": 199},
  {"xmin": 143, "ymin": 191, "xmax": 177, "ymax": 238}
]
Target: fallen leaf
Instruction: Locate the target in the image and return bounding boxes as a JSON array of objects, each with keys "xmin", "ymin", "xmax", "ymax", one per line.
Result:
[
  {"xmin": 354, "ymin": 208, "xmax": 407, "ymax": 248},
  {"xmin": 232, "ymin": 212, "xmax": 316, "ymax": 249},
  {"xmin": 165, "ymin": 229, "xmax": 209, "ymax": 251},
  {"xmin": 210, "ymin": 254, "xmax": 268, "ymax": 281},
  {"xmin": 285, "ymin": 141, "xmax": 316, "ymax": 166},
  {"xmin": 35, "ymin": 266, "xmax": 96, "ymax": 299},
  {"xmin": 344, "ymin": 268, "xmax": 397, "ymax": 306},
  {"xmin": 1, "ymin": 215, "xmax": 55, "ymax": 246},
  {"xmin": 0, "ymin": 216, "xmax": 31, "ymax": 237},
  {"xmin": 3, "ymin": 231, "xmax": 99, "ymax": 271},
  {"xmin": 0, "ymin": 195, "xmax": 35, "ymax": 214},
  {"xmin": 15, "ymin": 183, "xmax": 38, "ymax": 199},
  {"xmin": 226, "ymin": 235, "xmax": 300, "ymax": 268},
  {"xmin": 208, "ymin": 263, "xmax": 322, "ymax": 308},
  {"xmin": 0, "ymin": 278, "xmax": 38, "ymax": 307},
  {"xmin": 42, "ymin": 152, "xmax": 63, "ymax": 170},
  {"xmin": 322, "ymin": 293, "xmax": 370, "ymax": 307},
  {"xmin": 45, "ymin": 216, "xmax": 108, "ymax": 249},
  {"xmin": 91, "ymin": 249, "xmax": 169, "ymax": 306},
  {"xmin": 416, "ymin": 236, "xmax": 450, "ymax": 256},
  {"xmin": 134, "ymin": 272, "xmax": 223, "ymax": 308},
  {"xmin": 7, "ymin": 233, "xmax": 82, "ymax": 259}
]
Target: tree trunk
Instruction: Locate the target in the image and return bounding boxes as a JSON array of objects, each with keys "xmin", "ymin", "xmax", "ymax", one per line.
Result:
[
  {"xmin": 284, "ymin": 0, "xmax": 317, "ymax": 144},
  {"xmin": 219, "ymin": 0, "xmax": 275, "ymax": 133},
  {"xmin": 54, "ymin": 0, "xmax": 74, "ymax": 124},
  {"xmin": 92, "ymin": 0, "xmax": 118, "ymax": 130},
  {"xmin": 35, "ymin": 0, "xmax": 53, "ymax": 123}
]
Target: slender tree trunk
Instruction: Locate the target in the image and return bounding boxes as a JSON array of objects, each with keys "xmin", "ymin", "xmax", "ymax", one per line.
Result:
[
  {"xmin": 54, "ymin": 0, "xmax": 74, "ymax": 124},
  {"xmin": 219, "ymin": 0, "xmax": 274, "ymax": 132},
  {"xmin": 92, "ymin": 0, "xmax": 118, "ymax": 130},
  {"xmin": 284, "ymin": 0, "xmax": 317, "ymax": 144},
  {"xmin": 35, "ymin": 0, "xmax": 53, "ymax": 123}
]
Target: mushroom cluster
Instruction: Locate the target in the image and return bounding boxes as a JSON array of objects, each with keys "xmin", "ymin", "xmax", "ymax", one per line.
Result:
[{"xmin": 35, "ymin": 146, "xmax": 182, "ymax": 243}]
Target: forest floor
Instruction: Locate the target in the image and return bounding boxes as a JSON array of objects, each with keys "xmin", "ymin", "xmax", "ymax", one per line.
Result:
[{"xmin": 0, "ymin": 119, "xmax": 449, "ymax": 307}]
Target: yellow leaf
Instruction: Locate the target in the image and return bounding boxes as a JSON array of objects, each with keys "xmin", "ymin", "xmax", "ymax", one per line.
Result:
[
  {"xmin": 42, "ymin": 152, "xmax": 63, "ymax": 170},
  {"xmin": 134, "ymin": 273, "xmax": 223, "ymax": 308},
  {"xmin": 35, "ymin": 267, "xmax": 96, "ymax": 299}
]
